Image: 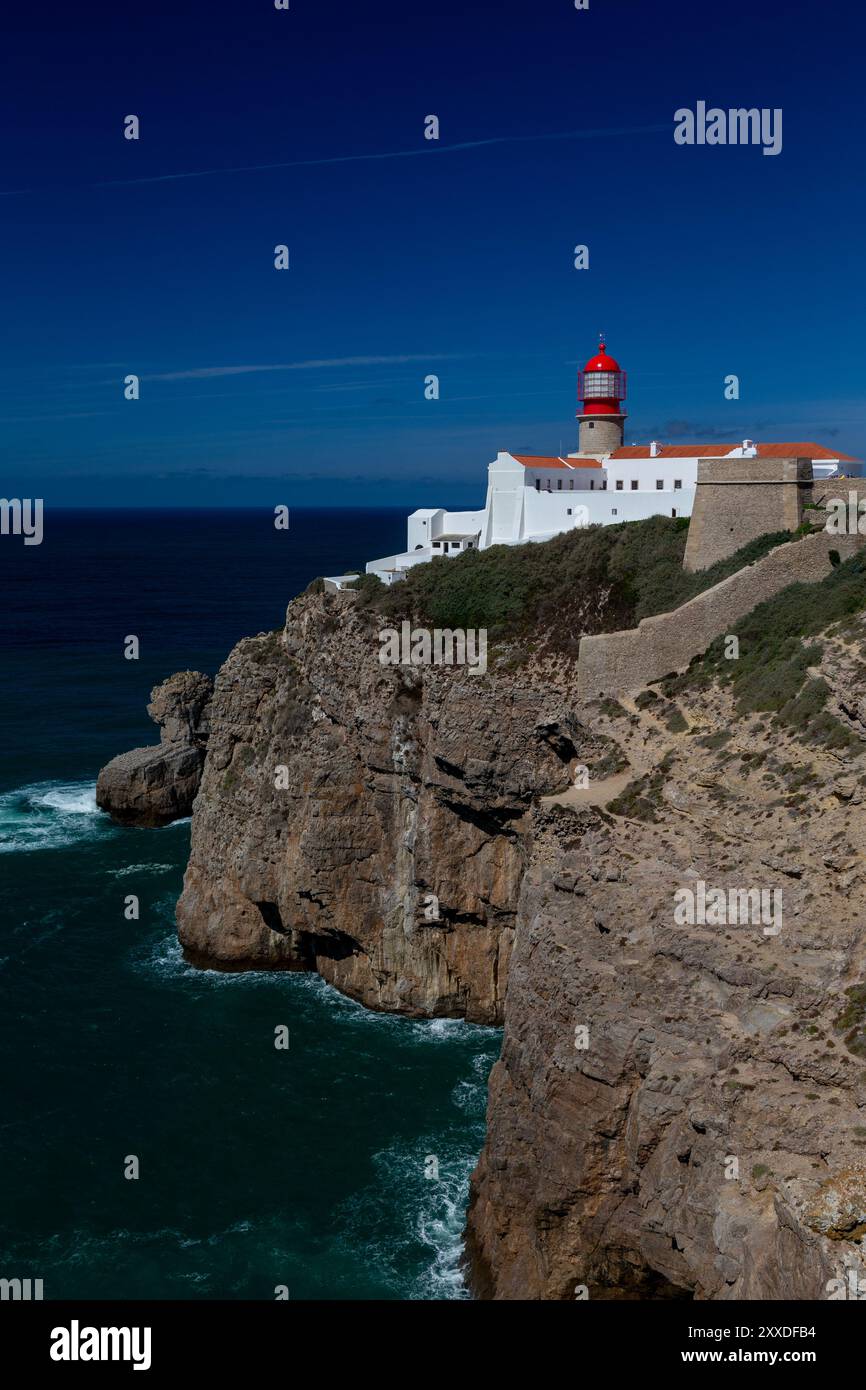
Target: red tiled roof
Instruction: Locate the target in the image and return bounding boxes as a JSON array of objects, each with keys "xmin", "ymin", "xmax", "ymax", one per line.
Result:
[
  {"xmin": 608, "ymin": 442, "xmax": 860, "ymax": 462},
  {"xmin": 511, "ymin": 453, "xmax": 603, "ymax": 470}
]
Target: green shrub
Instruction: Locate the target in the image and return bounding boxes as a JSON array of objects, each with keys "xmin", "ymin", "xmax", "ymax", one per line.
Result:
[
  {"xmin": 349, "ymin": 517, "xmax": 796, "ymax": 657},
  {"xmin": 697, "ymin": 729, "xmax": 732, "ymax": 750},
  {"xmin": 596, "ymin": 697, "xmax": 630, "ymax": 720},
  {"xmin": 676, "ymin": 551, "xmax": 866, "ymax": 748},
  {"xmin": 664, "ymin": 704, "xmax": 688, "ymax": 733},
  {"xmin": 835, "ymin": 985, "xmax": 866, "ymax": 1057},
  {"xmin": 349, "ymin": 572, "xmax": 386, "ymax": 600},
  {"xmin": 635, "ymin": 689, "xmax": 659, "ymax": 709},
  {"xmin": 608, "ymin": 752, "xmax": 675, "ymax": 822}
]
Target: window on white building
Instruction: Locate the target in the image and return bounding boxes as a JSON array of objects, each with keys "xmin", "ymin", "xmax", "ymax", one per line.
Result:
[
  {"xmin": 590, "ymin": 480, "xmax": 595, "ymax": 490},
  {"xmin": 671, "ymin": 509, "xmax": 677, "ymax": 518},
  {"xmin": 535, "ymin": 479, "xmax": 540, "ymax": 491},
  {"xmin": 557, "ymin": 479, "xmax": 562, "ymax": 490},
  {"xmin": 674, "ymin": 479, "xmax": 682, "ymax": 490},
  {"xmin": 615, "ymin": 480, "xmax": 623, "ymax": 491},
  {"xmin": 656, "ymin": 480, "xmax": 663, "ymax": 490},
  {"xmin": 630, "ymin": 480, "xmax": 638, "ymax": 491},
  {"xmin": 611, "ymin": 507, "xmax": 618, "ymax": 515}
]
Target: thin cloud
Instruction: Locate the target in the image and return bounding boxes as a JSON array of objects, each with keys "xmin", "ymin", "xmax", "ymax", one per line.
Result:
[
  {"xmin": 145, "ymin": 353, "xmax": 466, "ymax": 382},
  {"xmin": 0, "ymin": 124, "xmax": 668, "ymax": 198}
]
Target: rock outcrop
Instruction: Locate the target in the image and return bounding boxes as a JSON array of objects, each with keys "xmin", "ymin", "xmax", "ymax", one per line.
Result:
[
  {"xmin": 173, "ymin": 602, "xmax": 610, "ymax": 1021},
  {"xmin": 96, "ymin": 671, "xmax": 213, "ymax": 826}
]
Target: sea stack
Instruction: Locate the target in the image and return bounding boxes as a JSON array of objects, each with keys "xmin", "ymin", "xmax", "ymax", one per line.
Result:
[{"xmin": 96, "ymin": 670, "xmax": 213, "ymax": 827}]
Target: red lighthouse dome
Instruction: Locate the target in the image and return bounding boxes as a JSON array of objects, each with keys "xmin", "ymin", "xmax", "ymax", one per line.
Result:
[{"xmin": 577, "ymin": 338, "xmax": 627, "ymax": 416}]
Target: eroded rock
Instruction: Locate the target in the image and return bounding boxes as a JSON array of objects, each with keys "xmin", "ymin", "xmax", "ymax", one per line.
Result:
[
  {"xmin": 96, "ymin": 671, "xmax": 213, "ymax": 826},
  {"xmin": 173, "ymin": 599, "xmax": 595, "ymax": 1020},
  {"xmin": 465, "ymin": 667, "xmax": 866, "ymax": 1300}
]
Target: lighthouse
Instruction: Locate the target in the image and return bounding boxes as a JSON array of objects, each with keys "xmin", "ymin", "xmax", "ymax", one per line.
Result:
[
  {"xmin": 576, "ymin": 337, "xmax": 627, "ymax": 456},
  {"xmin": 362, "ymin": 330, "xmax": 860, "ymax": 585}
]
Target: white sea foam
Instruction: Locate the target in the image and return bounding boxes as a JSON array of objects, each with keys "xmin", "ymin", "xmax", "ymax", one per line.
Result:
[
  {"xmin": 336, "ymin": 1137, "xmax": 481, "ymax": 1300},
  {"xmin": 451, "ymin": 1077, "xmax": 484, "ymax": 1111},
  {"xmin": 136, "ymin": 927, "xmax": 502, "ymax": 1055},
  {"xmin": 0, "ymin": 780, "xmax": 108, "ymax": 854},
  {"xmin": 304, "ymin": 979, "xmax": 499, "ymax": 1043},
  {"xmin": 111, "ymin": 863, "xmax": 174, "ymax": 877},
  {"xmin": 37, "ymin": 785, "xmax": 98, "ymax": 816},
  {"xmin": 135, "ymin": 928, "xmax": 285, "ymax": 990},
  {"xmin": 416, "ymin": 1176, "xmax": 472, "ymax": 1298}
]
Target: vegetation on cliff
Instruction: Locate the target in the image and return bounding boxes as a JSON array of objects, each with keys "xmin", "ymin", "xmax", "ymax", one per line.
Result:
[
  {"xmin": 339, "ymin": 518, "xmax": 792, "ymax": 658},
  {"xmin": 663, "ymin": 549, "xmax": 866, "ymax": 749}
]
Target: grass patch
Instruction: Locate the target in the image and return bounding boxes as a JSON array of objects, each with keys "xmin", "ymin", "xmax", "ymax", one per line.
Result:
[
  {"xmin": 596, "ymin": 697, "xmax": 630, "ymax": 720},
  {"xmin": 663, "ymin": 551, "xmax": 866, "ymax": 749},
  {"xmin": 607, "ymin": 752, "xmax": 675, "ymax": 822},
  {"xmin": 590, "ymin": 737, "xmax": 630, "ymax": 778},
  {"xmin": 662, "ymin": 703, "xmax": 688, "ymax": 733},
  {"xmin": 835, "ymin": 985, "xmax": 866, "ymax": 1058},
  {"xmin": 698, "ymin": 729, "xmax": 732, "ymax": 750}
]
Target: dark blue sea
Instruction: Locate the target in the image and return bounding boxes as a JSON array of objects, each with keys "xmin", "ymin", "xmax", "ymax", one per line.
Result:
[{"xmin": 0, "ymin": 509, "xmax": 501, "ymax": 1300}]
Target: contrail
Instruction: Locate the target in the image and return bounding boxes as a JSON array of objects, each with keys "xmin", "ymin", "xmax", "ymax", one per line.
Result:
[
  {"xmin": 0, "ymin": 123, "xmax": 668, "ymax": 197},
  {"xmin": 146, "ymin": 353, "xmax": 466, "ymax": 381}
]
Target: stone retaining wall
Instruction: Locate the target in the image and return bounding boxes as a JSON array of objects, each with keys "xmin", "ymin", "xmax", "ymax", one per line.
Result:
[{"xmin": 577, "ymin": 531, "xmax": 862, "ymax": 701}]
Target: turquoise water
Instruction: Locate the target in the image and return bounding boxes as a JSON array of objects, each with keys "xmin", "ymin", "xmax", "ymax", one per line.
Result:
[{"xmin": 0, "ymin": 511, "xmax": 500, "ymax": 1299}]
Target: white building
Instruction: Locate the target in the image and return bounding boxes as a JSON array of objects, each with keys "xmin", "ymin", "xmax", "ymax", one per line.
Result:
[{"xmin": 365, "ymin": 341, "xmax": 859, "ymax": 584}]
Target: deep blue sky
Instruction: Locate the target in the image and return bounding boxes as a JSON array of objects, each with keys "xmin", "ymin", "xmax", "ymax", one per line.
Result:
[{"xmin": 2, "ymin": 0, "xmax": 864, "ymax": 506}]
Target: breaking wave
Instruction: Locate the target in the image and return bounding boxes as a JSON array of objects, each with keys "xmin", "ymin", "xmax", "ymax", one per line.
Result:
[
  {"xmin": 0, "ymin": 780, "xmax": 108, "ymax": 854},
  {"xmin": 335, "ymin": 1136, "xmax": 483, "ymax": 1299}
]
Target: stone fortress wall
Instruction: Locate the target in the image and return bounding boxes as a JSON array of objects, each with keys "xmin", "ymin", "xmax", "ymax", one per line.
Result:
[
  {"xmin": 683, "ymin": 456, "xmax": 811, "ymax": 573},
  {"xmin": 578, "ymin": 455, "xmax": 865, "ymax": 701},
  {"xmin": 808, "ymin": 477, "xmax": 866, "ymax": 510}
]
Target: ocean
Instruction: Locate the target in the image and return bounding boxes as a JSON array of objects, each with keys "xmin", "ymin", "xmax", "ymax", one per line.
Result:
[{"xmin": 0, "ymin": 509, "xmax": 501, "ymax": 1300}]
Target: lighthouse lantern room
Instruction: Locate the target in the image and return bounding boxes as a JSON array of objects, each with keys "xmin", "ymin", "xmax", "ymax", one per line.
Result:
[{"xmin": 576, "ymin": 337, "xmax": 627, "ymax": 456}]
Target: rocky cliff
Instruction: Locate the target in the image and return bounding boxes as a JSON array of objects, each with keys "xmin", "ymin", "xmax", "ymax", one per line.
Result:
[
  {"xmin": 97, "ymin": 525, "xmax": 866, "ymax": 1299},
  {"xmin": 174, "ymin": 593, "xmax": 619, "ymax": 1023},
  {"xmin": 465, "ymin": 637, "xmax": 866, "ymax": 1299}
]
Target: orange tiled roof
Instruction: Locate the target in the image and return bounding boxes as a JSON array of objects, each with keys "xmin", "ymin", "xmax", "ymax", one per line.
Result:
[
  {"xmin": 608, "ymin": 442, "xmax": 860, "ymax": 462},
  {"xmin": 511, "ymin": 453, "xmax": 603, "ymax": 470}
]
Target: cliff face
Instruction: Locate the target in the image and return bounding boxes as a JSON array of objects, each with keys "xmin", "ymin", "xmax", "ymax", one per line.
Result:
[
  {"xmin": 166, "ymin": 557, "xmax": 866, "ymax": 1300},
  {"xmin": 465, "ymin": 661, "xmax": 866, "ymax": 1299},
  {"xmin": 174, "ymin": 593, "xmax": 601, "ymax": 1023}
]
